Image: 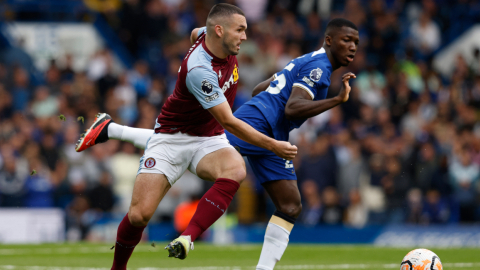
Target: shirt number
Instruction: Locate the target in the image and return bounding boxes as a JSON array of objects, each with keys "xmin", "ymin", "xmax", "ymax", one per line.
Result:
[
  {"xmin": 266, "ymin": 74, "xmax": 286, "ymax": 94},
  {"xmin": 265, "ymin": 63, "xmax": 295, "ymax": 95}
]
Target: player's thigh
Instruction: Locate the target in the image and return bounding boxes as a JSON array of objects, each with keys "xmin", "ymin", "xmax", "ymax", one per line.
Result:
[
  {"xmin": 247, "ymin": 154, "xmax": 301, "ymax": 217},
  {"xmin": 194, "ymin": 147, "xmax": 246, "ymax": 182},
  {"xmin": 129, "ymin": 173, "xmax": 171, "ymax": 226}
]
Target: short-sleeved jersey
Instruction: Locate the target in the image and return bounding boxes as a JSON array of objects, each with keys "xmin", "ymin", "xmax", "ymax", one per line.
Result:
[
  {"xmin": 242, "ymin": 47, "xmax": 332, "ymax": 141},
  {"xmin": 155, "ymin": 27, "xmax": 239, "ymax": 136}
]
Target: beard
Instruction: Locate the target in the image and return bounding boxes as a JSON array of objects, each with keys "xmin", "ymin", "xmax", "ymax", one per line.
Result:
[{"xmin": 222, "ymin": 36, "xmax": 239, "ymax": 56}]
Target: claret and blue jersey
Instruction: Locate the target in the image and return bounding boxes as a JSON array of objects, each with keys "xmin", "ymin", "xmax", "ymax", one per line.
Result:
[
  {"xmin": 226, "ymin": 47, "xmax": 333, "ymax": 183},
  {"xmin": 156, "ymin": 27, "xmax": 239, "ymax": 136}
]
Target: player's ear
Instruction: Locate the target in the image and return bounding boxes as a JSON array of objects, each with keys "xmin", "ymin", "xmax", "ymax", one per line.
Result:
[
  {"xmin": 325, "ymin": 35, "xmax": 332, "ymax": 47},
  {"xmin": 214, "ymin": 25, "xmax": 224, "ymax": 38}
]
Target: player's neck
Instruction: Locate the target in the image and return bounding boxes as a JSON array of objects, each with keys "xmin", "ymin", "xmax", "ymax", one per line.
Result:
[
  {"xmin": 323, "ymin": 46, "xmax": 340, "ymax": 71},
  {"xmin": 205, "ymin": 34, "xmax": 228, "ymax": 59}
]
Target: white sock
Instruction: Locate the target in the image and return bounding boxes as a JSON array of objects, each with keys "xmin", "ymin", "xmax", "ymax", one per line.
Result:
[
  {"xmin": 256, "ymin": 215, "xmax": 294, "ymax": 270},
  {"xmin": 108, "ymin": 123, "xmax": 153, "ymax": 150},
  {"xmin": 107, "ymin": 122, "xmax": 125, "ymax": 140}
]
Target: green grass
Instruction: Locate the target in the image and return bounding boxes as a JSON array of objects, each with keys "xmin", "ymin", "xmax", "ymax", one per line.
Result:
[{"xmin": 0, "ymin": 242, "xmax": 479, "ymax": 269}]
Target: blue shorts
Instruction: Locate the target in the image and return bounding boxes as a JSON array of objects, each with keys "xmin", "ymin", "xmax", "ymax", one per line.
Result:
[{"xmin": 226, "ymin": 105, "xmax": 297, "ymax": 184}]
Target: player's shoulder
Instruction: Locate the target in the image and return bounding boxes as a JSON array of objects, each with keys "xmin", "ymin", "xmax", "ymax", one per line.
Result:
[
  {"xmin": 300, "ymin": 48, "xmax": 331, "ymax": 68},
  {"xmin": 185, "ymin": 55, "xmax": 218, "ymax": 88},
  {"xmin": 186, "ymin": 43, "xmax": 214, "ymax": 73},
  {"xmin": 297, "ymin": 48, "xmax": 331, "ymax": 80}
]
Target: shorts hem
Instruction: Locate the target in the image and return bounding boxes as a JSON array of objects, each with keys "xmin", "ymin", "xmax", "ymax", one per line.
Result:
[{"xmin": 259, "ymin": 177, "xmax": 297, "ymax": 184}]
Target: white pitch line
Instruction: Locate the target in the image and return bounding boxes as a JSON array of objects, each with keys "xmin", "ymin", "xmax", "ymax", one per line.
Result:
[
  {"xmin": 1, "ymin": 263, "xmax": 480, "ymax": 270},
  {"xmin": 0, "ymin": 246, "xmax": 156, "ymax": 256},
  {"xmin": 0, "ymin": 246, "xmax": 257, "ymax": 256}
]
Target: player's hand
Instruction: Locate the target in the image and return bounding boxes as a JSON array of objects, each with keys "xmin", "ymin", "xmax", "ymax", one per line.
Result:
[
  {"xmin": 338, "ymin": 72, "xmax": 356, "ymax": 103},
  {"xmin": 271, "ymin": 140, "xmax": 297, "ymax": 160}
]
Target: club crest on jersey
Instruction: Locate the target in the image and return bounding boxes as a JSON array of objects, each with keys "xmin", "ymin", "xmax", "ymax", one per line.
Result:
[
  {"xmin": 201, "ymin": 79, "xmax": 213, "ymax": 94},
  {"xmin": 144, "ymin": 158, "xmax": 156, "ymax": 168},
  {"xmin": 309, "ymin": 68, "xmax": 323, "ymax": 82}
]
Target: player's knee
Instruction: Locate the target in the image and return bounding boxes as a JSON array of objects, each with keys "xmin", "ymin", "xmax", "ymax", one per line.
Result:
[
  {"xmin": 128, "ymin": 208, "xmax": 152, "ymax": 227},
  {"xmin": 227, "ymin": 166, "xmax": 246, "ymax": 183},
  {"xmin": 278, "ymin": 201, "xmax": 302, "ymax": 219}
]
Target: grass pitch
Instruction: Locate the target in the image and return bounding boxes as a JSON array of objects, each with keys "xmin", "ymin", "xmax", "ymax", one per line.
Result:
[{"xmin": 0, "ymin": 242, "xmax": 479, "ymax": 270}]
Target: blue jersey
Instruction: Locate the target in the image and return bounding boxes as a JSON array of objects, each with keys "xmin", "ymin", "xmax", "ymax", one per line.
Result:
[{"xmin": 241, "ymin": 47, "xmax": 332, "ymax": 141}]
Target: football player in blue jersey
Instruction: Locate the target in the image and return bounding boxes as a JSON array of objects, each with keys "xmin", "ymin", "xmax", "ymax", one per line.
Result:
[
  {"xmin": 225, "ymin": 18, "xmax": 358, "ymax": 270},
  {"xmin": 78, "ymin": 17, "xmax": 358, "ymax": 269}
]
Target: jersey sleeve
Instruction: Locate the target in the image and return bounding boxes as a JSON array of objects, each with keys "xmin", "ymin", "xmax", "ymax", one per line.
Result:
[
  {"xmin": 186, "ymin": 67, "xmax": 227, "ymax": 109},
  {"xmin": 197, "ymin": 27, "xmax": 206, "ymax": 37},
  {"xmin": 292, "ymin": 62, "xmax": 328, "ymax": 100}
]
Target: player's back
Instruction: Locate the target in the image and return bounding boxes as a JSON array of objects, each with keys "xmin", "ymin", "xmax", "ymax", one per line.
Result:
[
  {"xmin": 240, "ymin": 47, "xmax": 333, "ymax": 141},
  {"xmin": 156, "ymin": 29, "xmax": 239, "ymax": 137}
]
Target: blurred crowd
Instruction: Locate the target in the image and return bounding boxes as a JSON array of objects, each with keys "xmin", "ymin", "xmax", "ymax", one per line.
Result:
[{"xmin": 1, "ymin": 0, "xmax": 480, "ymax": 240}]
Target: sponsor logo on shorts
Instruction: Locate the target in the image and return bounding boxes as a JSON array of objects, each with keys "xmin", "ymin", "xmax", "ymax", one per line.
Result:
[
  {"xmin": 144, "ymin": 157, "xmax": 156, "ymax": 168},
  {"xmin": 205, "ymin": 92, "xmax": 219, "ymax": 102},
  {"xmin": 201, "ymin": 79, "xmax": 213, "ymax": 94},
  {"xmin": 302, "ymin": 76, "xmax": 314, "ymax": 87},
  {"xmin": 284, "ymin": 159, "xmax": 293, "ymax": 169}
]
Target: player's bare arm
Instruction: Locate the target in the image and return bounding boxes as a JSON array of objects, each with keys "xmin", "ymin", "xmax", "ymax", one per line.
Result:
[
  {"xmin": 284, "ymin": 72, "xmax": 355, "ymax": 120},
  {"xmin": 252, "ymin": 76, "xmax": 275, "ymax": 97},
  {"xmin": 209, "ymin": 101, "xmax": 297, "ymax": 160},
  {"xmin": 190, "ymin": 27, "xmax": 202, "ymax": 44}
]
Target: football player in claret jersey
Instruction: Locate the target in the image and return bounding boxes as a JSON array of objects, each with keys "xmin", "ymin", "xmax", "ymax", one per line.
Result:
[
  {"xmin": 75, "ymin": 4, "xmax": 297, "ymax": 269},
  {"xmin": 77, "ymin": 17, "xmax": 358, "ymax": 270}
]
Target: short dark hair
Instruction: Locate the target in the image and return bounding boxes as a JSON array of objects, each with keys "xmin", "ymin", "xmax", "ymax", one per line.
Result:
[
  {"xmin": 325, "ymin": 18, "xmax": 358, "ymax": 35},
  {"xmin": 207, "ymin": 3, "xmax": 245, "ymax": 21}
]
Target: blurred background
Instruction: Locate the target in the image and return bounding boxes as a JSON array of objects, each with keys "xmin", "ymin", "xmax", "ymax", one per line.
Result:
[{"xmin": 0, "ymin": 0, "xmax": 480, "ymax": 246}]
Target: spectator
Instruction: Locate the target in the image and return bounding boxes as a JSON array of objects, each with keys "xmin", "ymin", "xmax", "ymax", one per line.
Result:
[
  {"xmin": 60, "ymin": 54, "xmax": 76, "ymax": 82},
  {"xmin": 414, "ymin": 142, "xmax": 439, "ymax": 192},
  {"xmin": 355, "ymin": 64, "xmax": 386, "ymax": 108},
  {"xmin": 320, "ymin": 187, "xmax": 344, "ymax": 225},
  {"xmin": 299, "ymin": 179, "xmax": 322, "ymax": 226},
  {"xmin": 127, "ymin": 60, "xmax": 152, "ymax": 98},
  {"xmin": 381, "ymin": 157, "xmax": 411, "ymax": 223},
  {"xmin": 23, "ymin": 158, "xmax": 54, "ymax": 207},
  {"xmin": 337, "ymin": 141, "xmax": 366, "ymax": 200},
  {"xmin": 0, "ymin": 154, "xmax": 29, "ymax": 207},
  {"xmin": 297, "ymin": 134, "xmax": 337, "ymax": 191},
  {"xmin": 422, "ymin": 189, "xmax": 451, "ymax": 224},
  {"xmin": 31, "ymin": 86, "xmax": 59, "ymax": 119},
  {"xmin": 410, "ymin": 12, "xmax": 441, "ymax": 56},
  {"xmin": 405, "ymin": 188, "xmax": 423, "ymax": 224},
  {"xmin": 11, "ymin": 67, "xmax": 31, "ymax": 112},
  {"xmin": 344, "ymin": 189, "xmax": 368, "ymax": 228},
  {"xmin": 114, "ymin": 73, "xmax": 137, "ymax": 125},
  {"xmin": 88, "ymin": 171, "xmax": 115, "ymax": 212},
  {"xmin": 449, "ymin": 146, "xmax": 479, "ymax": 222}
]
